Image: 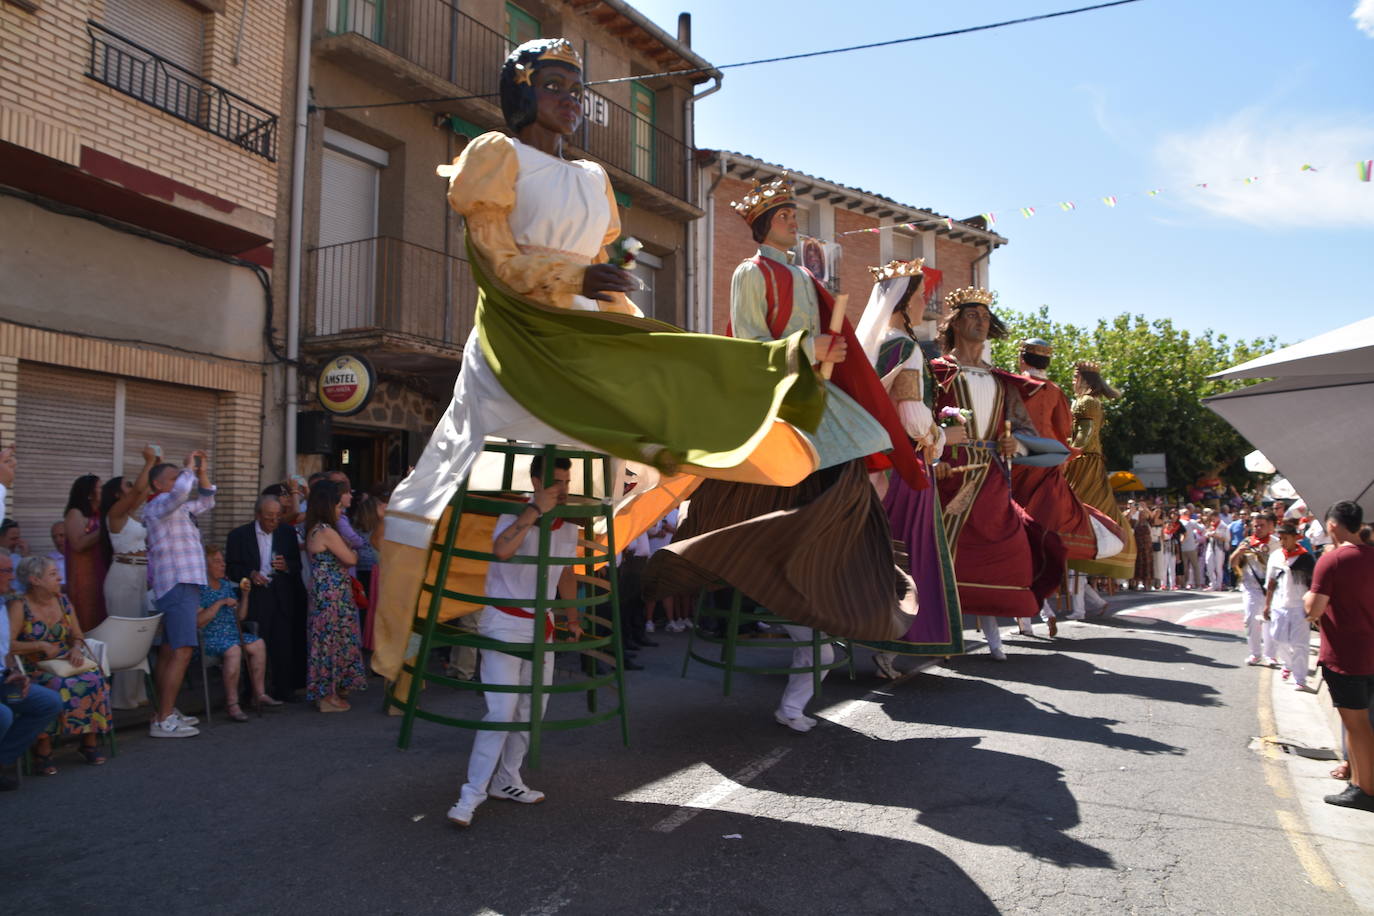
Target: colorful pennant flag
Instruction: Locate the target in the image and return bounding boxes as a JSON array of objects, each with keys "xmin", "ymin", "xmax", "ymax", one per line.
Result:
[
  {"xmin": 1019, "ymin": 207, "xmax": 1035, "ymax": 218},
  {"xmin": 981, "ymin": 212, "xmax": 997, "ymax": 226},
  {"xmin": 1057, "ymin": 201, "xmax": 1076, "ymax": 211},
  {"xmin": 1146, "ymin": 189, "xmax": 1161, "ymax": 197},
  {"xmin": 1360, "ymin": 160, "xmax": 1372, "ymax": 182},
  {"xmin": 943, "ymin": 217, "xmax": 954, "ymax": 230},
  {"xmin": 1101, "ymin": 196, "xmax": 1118, "ymax": 207},
  {"xmin": 1300, "ymin": 164, "xmax": 1316, "ymax": 172},
  {"xmin": 1195, "ymin": 183, "xmax": 1208, "ymax": 189},
  {"xmin": 1244, "ymin": 176, "xmax": 1259, "ymax": 185}
]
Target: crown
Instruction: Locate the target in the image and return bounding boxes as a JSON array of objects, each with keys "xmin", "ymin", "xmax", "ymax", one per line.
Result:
[
  {"xmin": 511, "ymin": 38, "xmax": 583, "ymax": 84},
  {"xmin": 868, "ymin": 258, "xmax": 926, "ymax": 282},
  {"xmin": 729, "ymin": 176, "xmax": 795, "ymax": 225},
  {"xmin": 1020, "ymin": 337, "xmax": 1053, "ymax": 356},
  {"xmin": 1075, "ymin": 360, "xmax": 1102, "ymax": 373},
  {"xmin": 942, "ymin": 287, "xmax": 996, "ymax": 309}
]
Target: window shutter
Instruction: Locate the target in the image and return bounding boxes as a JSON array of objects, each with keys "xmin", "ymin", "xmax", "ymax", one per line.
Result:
[
  {"xmin": 122, "ymin": 379, "xmax": 219, "ymax": 534},
  {"xmin": 103, "ymin": 0, "xmax": 205, "ymax": 74},
  {"xmin": 13, "ymin": 365, "xmax": 118, "ymax": 544}
]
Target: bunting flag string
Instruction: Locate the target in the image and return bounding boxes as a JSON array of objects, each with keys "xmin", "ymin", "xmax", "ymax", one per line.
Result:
[{"xmin": 835, "ymin": 157, "xmax": 1374, "ymax": 237}]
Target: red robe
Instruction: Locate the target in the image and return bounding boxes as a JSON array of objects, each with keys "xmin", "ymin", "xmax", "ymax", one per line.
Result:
[
  {"xmin": 1011, "ymin": 377, "xmax": 1124, "ymax": 561},
  {"xmin": 931, "ymin": 359, "xmax": 1064, "ymax": 617}
]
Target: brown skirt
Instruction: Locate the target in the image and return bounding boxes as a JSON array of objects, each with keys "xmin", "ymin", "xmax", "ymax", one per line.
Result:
[{"xmin": 642, "ymin": 459, "xmax": 916, "ymax": 642}]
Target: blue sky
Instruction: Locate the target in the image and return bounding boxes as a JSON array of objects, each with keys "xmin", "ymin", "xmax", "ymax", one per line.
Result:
[{"xmin": 626, "ymin": 0, "xmax": 1374, "ymax": 345}]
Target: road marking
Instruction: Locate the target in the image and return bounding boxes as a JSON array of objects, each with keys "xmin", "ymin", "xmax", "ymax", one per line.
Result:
[
  {"xmin": 1256, "ymin": 667, "xmax": 1339, "ymax": 891},
  {"xmin": 627, "ymin": 662, "xmax": 938, "ymax": 834},
  {"xmin": 644, "ymin": 746, "xmax": 792, "ymax": 833}
]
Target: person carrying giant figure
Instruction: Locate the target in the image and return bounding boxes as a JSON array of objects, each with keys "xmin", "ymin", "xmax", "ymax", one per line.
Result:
[
  {"xmin": 372, "ymin": 39, "xmax": 828, "ymax": 682},
  {"xmin": 851, "ymin": 260, "xmax": 962, "ymax": 672},
  {"xmin": 644, "ymin": 178, "xmax": 925, "ymax": 726},
  {"xmin": 929, "ymin": 290, "xmax": 1064, "ymax": 660}
]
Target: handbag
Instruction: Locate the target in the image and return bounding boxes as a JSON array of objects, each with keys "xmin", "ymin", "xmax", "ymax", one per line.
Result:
[{"xmin": 30, "ymin": 596, "xmax": 100, "ymax": 677}]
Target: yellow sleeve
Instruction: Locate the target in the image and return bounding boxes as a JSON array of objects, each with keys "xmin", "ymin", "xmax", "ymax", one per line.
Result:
[{"xmin": 438, "ymin": 132, "xmax": 584, "ymax": 305}]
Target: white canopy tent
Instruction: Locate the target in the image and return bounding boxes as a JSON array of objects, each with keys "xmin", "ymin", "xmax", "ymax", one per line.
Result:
[{"xmin": 1206, "ymin": 315, "xmax": 1374, "ymax": 519}]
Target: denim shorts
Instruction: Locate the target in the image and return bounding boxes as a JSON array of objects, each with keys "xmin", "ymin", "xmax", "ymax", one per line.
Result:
[{"xmin": 155, "ymin": 583, "xmax": 202, "ymax": 649}]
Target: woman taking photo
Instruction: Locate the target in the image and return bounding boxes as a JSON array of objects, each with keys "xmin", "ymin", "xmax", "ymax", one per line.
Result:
[
  {"xmin": 100, "ymin": 445, "xmax": 159, "ymax": 708},
  {"xmin": 304, "ymin": 480, "xmax": 365, "ymax": 713},
  {"xmin": 63, "ymin": 474, "xmax": 107, "ymax": 630},
  {"xmin": 10, "ymin": 555, "xmax": 112, "ymax": 772}
]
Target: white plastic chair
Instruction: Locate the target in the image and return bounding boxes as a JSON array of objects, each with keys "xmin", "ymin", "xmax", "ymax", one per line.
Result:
[{"xmin": 85, "ymin": 613, "xmax": 163, "ymax": 756}]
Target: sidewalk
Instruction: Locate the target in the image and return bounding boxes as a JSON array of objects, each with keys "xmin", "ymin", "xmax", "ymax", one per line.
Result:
[{"xmin": 1267, "ymin": 633, "xmax": 1374, "ymax": 908}]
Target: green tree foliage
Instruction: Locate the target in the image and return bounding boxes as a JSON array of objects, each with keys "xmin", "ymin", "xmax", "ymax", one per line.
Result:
[{"xmin": 989, "ymin": 307, "xmax": 1278, "ymax": 493}]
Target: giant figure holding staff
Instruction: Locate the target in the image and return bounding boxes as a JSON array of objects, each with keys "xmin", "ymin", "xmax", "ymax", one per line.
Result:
[{"xmin": 644, "ymin": 177, "xmax": 925, "ymax": 729}]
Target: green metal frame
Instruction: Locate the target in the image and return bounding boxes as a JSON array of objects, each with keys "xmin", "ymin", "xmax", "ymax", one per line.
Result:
[
  {"xmin": 629, "ymin": 82, "xmax": 656, "ymax": 184},
  {"xmin": 682, "ymin": 588, "xmax": 853, "ymax": 700},
  {"xmin": 387, "ymin": 442, "xmax": 628, "ymax": 767},
  {"xmin": 329, "ymin": 0, "xmax": 386, "ymax": 42}
]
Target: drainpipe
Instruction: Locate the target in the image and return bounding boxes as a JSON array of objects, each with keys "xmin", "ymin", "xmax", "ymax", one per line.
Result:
[
  {"xmin": 971, "ymin": 242, "xmax": 992, "ymax": 288},
  {"xmin": 679, "ymin": 13, "xmax": 721, "ymax": 332},
  {"xmin": 699, "ymin": 152, "xmax": 728, "ymax": 333},
  {"xmin": 285, "ymin": 0, "xmax": 313, "ymax": 478}
]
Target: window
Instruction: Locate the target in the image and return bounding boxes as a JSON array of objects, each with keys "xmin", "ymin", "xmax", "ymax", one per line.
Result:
[
  {"xmin": 328, "ymin": 0, "xmax": 385, "ymax": 42},
  {"xmin": 505, "ymin": 3, "xmax": 540, "ymax": 48},
  {"xmin": 101, "ymin": 0, "xmax": 205, "ymax": 120},
  {"xmin": 316, "ymin": 131, "xmax": 388, "ymax": 334},
  {"xmin": 630, "ymin": 82, "xmax": 655, "ymax": 183},
  {"xmin": 629, "ymin": 248, "xmax": 662, "ymax": 320}
]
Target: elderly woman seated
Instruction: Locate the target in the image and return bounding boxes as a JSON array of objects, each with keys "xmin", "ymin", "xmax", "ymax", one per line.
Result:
[
  {"xmin": 8, "ymin": 555, "xmax": 111, "ymax": 773},
  {"xmin": 199, "ymin": 547, "xmax": 281, "ymax": 721}
]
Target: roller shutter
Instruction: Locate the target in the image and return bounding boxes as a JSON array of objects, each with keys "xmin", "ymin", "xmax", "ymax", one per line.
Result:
[{"xmin": 13, "ymin": 365, "xmax": 118, "ymax": 544}]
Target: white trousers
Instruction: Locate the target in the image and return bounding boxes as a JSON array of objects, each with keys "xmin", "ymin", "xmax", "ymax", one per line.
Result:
[
  {"xmin": 1205, "ymin": 548, "xmax": 1225, "ymax": 588},
  {"xmin": 457, "ymin": 610, "xmax": 554, "ymax": 809},
  {"xmin": 1160, "ymin": 544, "xmax": 1177, "ymax": 589},
  {"xmin": 779, "ymin": 625, "xmax": 834, "ymax": 719},
  {"xmin": 1268, "ymin": 606, "xmax": 1310, "ymax": 687},
  {"xmin": 978, "ymin": 616, "xmax": 1004, "ymax": 651},
  {"xmin": 1241, "ymin": 588, "xmax": 1272, "ymax": 659}
]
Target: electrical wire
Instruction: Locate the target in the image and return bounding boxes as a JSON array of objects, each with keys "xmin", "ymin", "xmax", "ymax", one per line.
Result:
[{"xmin": 313, "ymin": 0, "xmax": 1144, "ymax": 112}]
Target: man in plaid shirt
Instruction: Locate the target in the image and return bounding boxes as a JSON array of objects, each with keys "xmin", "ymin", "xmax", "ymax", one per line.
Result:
[{"xmin": 145, "ymin": 450, "xmax": 215, "ymax": 738}]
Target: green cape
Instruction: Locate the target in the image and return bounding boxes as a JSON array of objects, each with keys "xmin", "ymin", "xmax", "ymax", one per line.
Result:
[{"xmin": 471, "ymin": 241, "xmax": 824, "ymax": 471}]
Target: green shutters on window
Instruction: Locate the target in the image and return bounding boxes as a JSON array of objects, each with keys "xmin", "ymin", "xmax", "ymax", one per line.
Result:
[
  {"xmin": 328, "ymin": 0, "xmax": 385, "ymax": 43},
  {"xmin": 505, "ymin": 3, "xmax": 540, "ymax": 48},
  {"xmin": 630, "ymin": 82, "xmax": 655, "ymax": 183}
]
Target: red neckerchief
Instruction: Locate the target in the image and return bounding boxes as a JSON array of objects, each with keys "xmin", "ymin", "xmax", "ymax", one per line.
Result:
[
  {"xmin": 527, "ymin": 498, "xmax": 564, "ymax": 531},
  {"xmin": 1248, "ymin": 536, "xmax": 1268, "ymax": 548},
  {"xmin": 1164, "ymin": 522, "xmax": 1180, "ymax": 537},
  {"xmin": 1283, "ymin": 545, "xmax": 1307, "ymax": 559}
]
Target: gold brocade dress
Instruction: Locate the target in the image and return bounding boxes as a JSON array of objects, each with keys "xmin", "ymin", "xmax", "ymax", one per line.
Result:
[{"xmin": 1063, "ymin": 395, "xmax": 1136, "ymax": 577}]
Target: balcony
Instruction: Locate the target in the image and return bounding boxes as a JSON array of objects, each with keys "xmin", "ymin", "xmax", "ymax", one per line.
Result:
[
  {"xmin": 86, "ymin": 21, "xmax": 278, "ymax": 161},
  {"xmin": 316, "ymin": 0, "xmax": 695, "ymax": 215},
  {"xmin": 306, "ymin": 236, "xmax": 475, "ymax": 376}
]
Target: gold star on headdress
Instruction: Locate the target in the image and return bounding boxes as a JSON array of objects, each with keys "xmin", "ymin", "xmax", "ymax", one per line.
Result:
[{"xmin": 729, "ymin": 176, "xmax": 796, "ymax": 225}]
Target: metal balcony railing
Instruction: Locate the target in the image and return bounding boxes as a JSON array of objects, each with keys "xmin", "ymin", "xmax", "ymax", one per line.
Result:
[
  {"xmin": 309, "ymin": 236, "xmax": 476, "ymax": 347},
  {"xmin": 325, "ymin": 0, "xmax": 691, "ymax": 202},
  {"xmin": 86, "ymin": 21, "xmax": 278, "ymax": 161}
]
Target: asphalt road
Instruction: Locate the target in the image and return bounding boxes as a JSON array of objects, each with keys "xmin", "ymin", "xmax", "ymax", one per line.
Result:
[{"xmin": 4, "ymin": 594, "xmax": 1366, "ymax": 915}]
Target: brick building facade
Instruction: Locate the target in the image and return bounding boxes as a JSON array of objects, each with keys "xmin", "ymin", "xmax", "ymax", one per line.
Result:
[
  {"xmin": 693, "ymin": 151, "xmax": 1006, "ymax": 338},
  {"xmin": 0, "ymin": 0, "xmax": 291, "ymax": 543}
]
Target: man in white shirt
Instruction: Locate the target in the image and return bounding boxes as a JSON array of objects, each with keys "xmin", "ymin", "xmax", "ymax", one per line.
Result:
[
  {"xmin": 1264, "ymin": 522, "xmax": 1316, "ymax": 691},
  {"xmin": 1178, "ymin": 510, "xmax": 1205, "ymax": 588},
  {"xmin": 448, "ymin": 455, "xmax": 584, "ymax": 828},
  {"xmin": 1231, "ymin": 511, "xmax": 1277, "ymax": 664}
]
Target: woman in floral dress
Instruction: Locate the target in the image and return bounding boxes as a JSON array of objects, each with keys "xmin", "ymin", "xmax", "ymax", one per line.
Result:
[
  {"xmin": 304, "ymin": 479, "xmax": 365, "ymax": 712},
  {"xmin": 9, "ymin": 555, "xmax": 111, "ymax": 773}
]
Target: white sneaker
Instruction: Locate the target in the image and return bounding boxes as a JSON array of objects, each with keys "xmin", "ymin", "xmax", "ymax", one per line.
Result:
[
  {"xmin": 172, "ymin": 708, "xmax": 200, "ymax": 727},
  {"xmin": 149, "ymin": 713, "xmax": 199, "ymax": 738},
  {"xmin": 489, "ymin": 783, "xmax": 545, "ymax": 804},
  {"xmin": 644, "ymin": 621, "xmax": 655, "ymax": 633},
  {"xmin": 446, "ymin": 799, "xmax": 478, "ymax": 827},
  {"xmin": 774, "ymin": 710, "xmax": 815, "ymax": 733},
  {"xmin": 989, "ymin": 647, "xmax": 1007, "ymax": 662},
  {"xmin": 1017, "ymin": 621, "xmax": 1034, "ymax": 636}
]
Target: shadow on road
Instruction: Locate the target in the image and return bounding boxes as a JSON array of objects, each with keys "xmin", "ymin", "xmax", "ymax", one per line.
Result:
[
  {"xmin": 970, "ymin": 639, "xmax": 1227, "ymax": 706},
  {"xmin": 884, "ymin": 669, "xmax": 1184, "ymax": 756}
]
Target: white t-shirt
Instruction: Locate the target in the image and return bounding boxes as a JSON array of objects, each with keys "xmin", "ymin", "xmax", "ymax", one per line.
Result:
[
  {"xmin": 1237, "ymin": 535, "xmax": 1278, "ymax": 594},
  {"xmin": 1265, "ymin": 549, "xmax": 1309, "ymax": 612},
  {"xmin": 647, "ymin": 508, "xmax": 680, "ymax": 554},
  {"xmin": 483, "ymin": 509, "xmax": 581, "ymax": 607}
]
